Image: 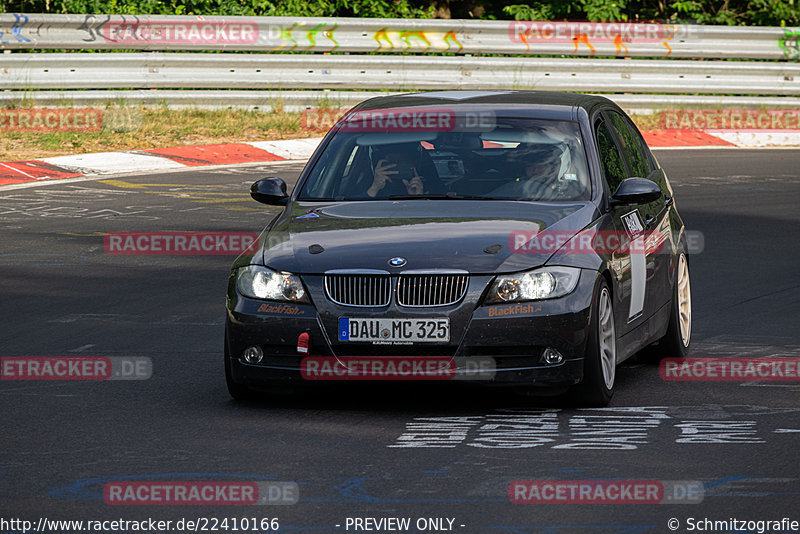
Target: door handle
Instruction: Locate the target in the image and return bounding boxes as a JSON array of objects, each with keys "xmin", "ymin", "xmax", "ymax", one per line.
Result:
[{"xmin": 664, "ymin": 196, "xmax": 673, "ymax": 207}]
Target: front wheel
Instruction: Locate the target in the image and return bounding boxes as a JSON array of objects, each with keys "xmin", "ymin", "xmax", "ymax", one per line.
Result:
[{"xmin": 571, "ymin": 278, "xmax": 616, "ymax": 407}]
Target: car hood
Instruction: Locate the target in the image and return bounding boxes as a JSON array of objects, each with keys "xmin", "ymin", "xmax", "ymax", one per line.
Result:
[{"xmin": 260, "ymin": 200, "xmax": 598, "ymax": 274}]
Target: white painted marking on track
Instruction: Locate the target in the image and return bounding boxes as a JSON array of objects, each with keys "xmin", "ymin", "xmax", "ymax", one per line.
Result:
[
  {"xmin": 675, "ymin": 420, "xmax": 764, "ymax": 443},
  {"xmin": 68, "ymin": 344, "xmax": 96, "ymax": 353},
  {"xmin": 388, "ymin": 406, "xmax": 799, "ymax": 449},
  {"xmin": 650, "ymin": 145, "xmax": 800, "ymax": 151},
  {"xmin": 0, "ymin": 159, "xmax": 304, "ymax": 192},
  {"xmin": 740, "ymin": 383, "xmax": 800, "ymax": 388},
  {"xmin": 0, "ymin": 162, "xmax": 36, "ymax": 179},
  {"xmin": 43, "ymin": 152, "xmax": 186, "ymax": 175},
  {"xmin": 247, "ymin": 138, "xmax": 322, "ymax": 160},
  {"xmin": 706, "ymin": 130, "xmax": 800, "ymax": 148}
]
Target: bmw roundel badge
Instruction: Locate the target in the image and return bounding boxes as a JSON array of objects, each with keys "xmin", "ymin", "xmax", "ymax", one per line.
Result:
[{"xmin": 389, "ymin": 257, "xmax": 407, "ymax": 267}]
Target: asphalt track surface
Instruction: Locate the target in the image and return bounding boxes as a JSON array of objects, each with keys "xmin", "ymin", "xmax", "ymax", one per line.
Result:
[{"xmin": 1, "ymin": 149, "xmax": 799, "ymax": 534}]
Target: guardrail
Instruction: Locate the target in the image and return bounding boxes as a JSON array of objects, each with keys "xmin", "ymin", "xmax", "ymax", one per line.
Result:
[
  {"xmin": 2, "ymin": 90, "xmax": 798, "ymax": 115},
  {"xmin": 2, "ymin": 53, "xmax": 799, "ymax": 95},
  {"xmin": 1, "ymin": 14, "xmax": 799, "ymax": 108},
  {"xmin": 1, "ymin": 14, "xmax": 799, "ymax": 60}
]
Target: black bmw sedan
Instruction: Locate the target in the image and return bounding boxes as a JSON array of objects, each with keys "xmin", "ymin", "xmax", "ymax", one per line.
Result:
[{"xmin": 224, "ymin": 90, "xmax": 692, "ymax": 406}]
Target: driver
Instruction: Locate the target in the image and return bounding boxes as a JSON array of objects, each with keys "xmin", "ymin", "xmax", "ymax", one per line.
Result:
[{"xmin": 367, "ymin": 149, "xmax": 425, "ymax": 198}]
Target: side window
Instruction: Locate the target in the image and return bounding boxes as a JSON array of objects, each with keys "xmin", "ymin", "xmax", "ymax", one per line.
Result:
[
  {"xmin": 335, "ymin": 143, "xmax": 375, "ymax": 197},
  {"xmin": 595, "ymin": 119, "xmax": 626, "ymax": 194},
  {"xmin": 341, "ymin": 144, "xmax": 360, "ymax": 179},
  {"xmin": 607, "ymin": 111, "xmax": 650, "ymax": 179},
  {"xmin": 304, "ymin": 148, "xmax": 332, "ymax": 198},
  {"xmin": 625, "ymin": 119, "xmax": 656, "ymax": 172}
]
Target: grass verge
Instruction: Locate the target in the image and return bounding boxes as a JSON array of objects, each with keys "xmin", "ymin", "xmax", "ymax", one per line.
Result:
[
  {"xmin": 0, "ymin": 107, "xmax": 315, "ymax": 161},
  {"xmin": 0, "ymin": 106, "xmax": 662, "ymax": 161}
]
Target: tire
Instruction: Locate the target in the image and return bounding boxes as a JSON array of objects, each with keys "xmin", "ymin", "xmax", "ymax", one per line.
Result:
[
  {"xmin": 224, "ymin": 325, "xmax": 260, "ymax": 402},
  {"xmin": 641, "ymin": 250, "xmax": 692, "ymax": 362},
  {"xmin": 571, "ymin": 278, "xmax": 616, "ymax": 407}
]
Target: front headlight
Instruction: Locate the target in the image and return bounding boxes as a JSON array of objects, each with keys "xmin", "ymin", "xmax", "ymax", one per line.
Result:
[
  {"xmin": 236, "ymin": 265, "xmax": 309, "ymax": 303},
  {"xmin": 486, "ymin": 266, "xmax": 580, "ymax": 303}
]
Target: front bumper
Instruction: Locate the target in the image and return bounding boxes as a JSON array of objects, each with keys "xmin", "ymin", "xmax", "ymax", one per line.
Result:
[{"xmin": 226, "ymin": 270, "xmax": 596, "ymax": 388}]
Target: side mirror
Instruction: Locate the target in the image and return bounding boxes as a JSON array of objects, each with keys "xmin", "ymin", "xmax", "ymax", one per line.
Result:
[
  {"xmin": 250, "ymin": 177, "xmax": 289, "ymax": 206},
  {"xmin": 610, "ymin": 177, "xmax": 662, "ymax": 206}
]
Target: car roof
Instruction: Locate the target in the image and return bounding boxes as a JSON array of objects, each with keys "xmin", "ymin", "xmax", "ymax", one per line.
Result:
[{"xmin": 349, "ymin": 90, "xmax": 617, "ymax": 121}]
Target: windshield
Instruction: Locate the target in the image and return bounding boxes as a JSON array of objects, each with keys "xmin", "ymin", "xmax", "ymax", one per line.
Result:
[{"xmin": 298, "ymin": 115, "xmax": 590, "ymax": 202}]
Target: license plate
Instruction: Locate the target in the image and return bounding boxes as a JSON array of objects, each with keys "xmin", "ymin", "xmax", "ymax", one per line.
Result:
[{"xmin": 338, "ymin": 318, "xmax": 450, "ymax": 343}]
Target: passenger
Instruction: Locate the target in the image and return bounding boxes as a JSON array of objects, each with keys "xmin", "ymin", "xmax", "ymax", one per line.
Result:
[{"xmin": 490, "ymin": 144, "xmax": 568, "ymax": 200}]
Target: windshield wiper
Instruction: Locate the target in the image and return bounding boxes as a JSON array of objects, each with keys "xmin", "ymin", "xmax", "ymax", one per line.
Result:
[{"xmin": 388, "ymin": 193, "xmax": 495, "ymax": 200}]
